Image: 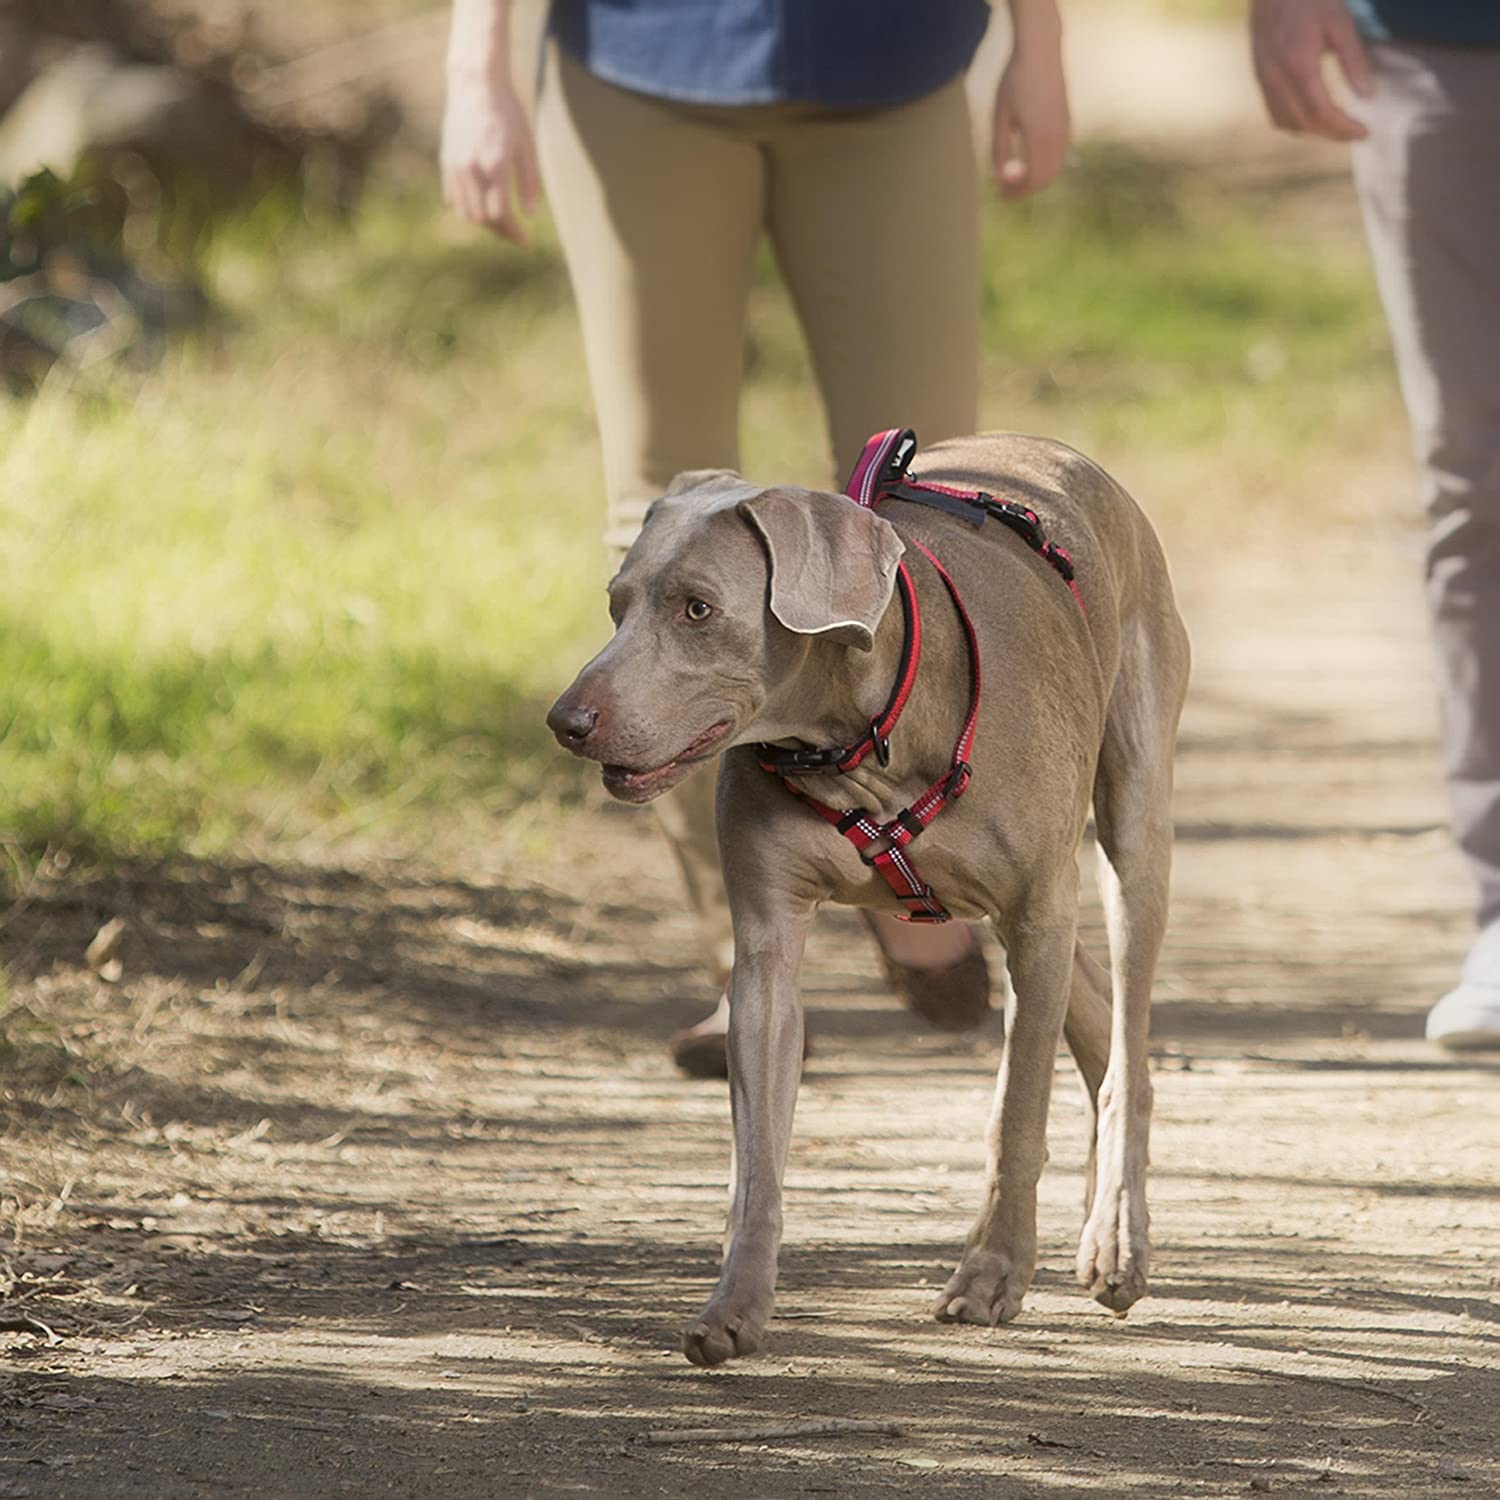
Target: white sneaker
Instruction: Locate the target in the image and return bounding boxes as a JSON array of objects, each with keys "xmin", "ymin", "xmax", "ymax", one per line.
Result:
[{"xmin": 1428, "ymin": 920, "xmax": 1500, "ymax": 1051}]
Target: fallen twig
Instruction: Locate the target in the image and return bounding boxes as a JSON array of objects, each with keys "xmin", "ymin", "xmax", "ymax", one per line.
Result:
[
  {"xmin": 1027, "ymin": 1432, "xmax": 1081, "ymax": 1450},
  {"xmin": 0, "ymin": 1311, "xmax": 62, "ymax": 1345},
  {"xmin": 1211, "ymin": 1364, "xmax": 1431, "ymax": 1419},
  {"xmin": 644, "ymin": 1418, "xmax": 904, "ymax": 1447}
]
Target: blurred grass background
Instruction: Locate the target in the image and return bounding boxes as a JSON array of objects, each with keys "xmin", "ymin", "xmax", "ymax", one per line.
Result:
[{"xmin": 0, "ymin": 133, "xmax": 1400, "ymax": 868}]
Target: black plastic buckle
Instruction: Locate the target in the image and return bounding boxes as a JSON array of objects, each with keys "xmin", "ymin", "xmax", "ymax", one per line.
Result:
[
  {"xmin": 944, "ymin": 761, "xmax": 973, "ymax": 799},
  {"xmin": 986, "ymin": 500, "xmax": 1044, "ymax": 551},
  {"xmin": 761, "ymin": 743, "xmax": 845, "ymax": 774},
  {"xmin": 872, "ymin": 725, "xmax": 892, "ymax": 767}
]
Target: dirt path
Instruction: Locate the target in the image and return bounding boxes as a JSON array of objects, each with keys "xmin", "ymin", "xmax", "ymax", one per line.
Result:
[{"xmin": 3, "ymin": 511, "xmax": 1499, "ymax": 1498}]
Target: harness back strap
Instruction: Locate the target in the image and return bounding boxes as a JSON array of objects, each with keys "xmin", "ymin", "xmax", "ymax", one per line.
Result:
[{"xmin": 859, "ymin": 427, "xmax": 1087, "ymax": 616}]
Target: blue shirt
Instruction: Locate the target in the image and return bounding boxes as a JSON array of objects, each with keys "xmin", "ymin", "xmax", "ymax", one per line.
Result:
[
  {"xmin": 548, "ymin": 0, "xmax": 992, "ymax": 109},
  {"xmin": 1346, "ymin": 1, "xmax": 1500, "ymax": 45}
]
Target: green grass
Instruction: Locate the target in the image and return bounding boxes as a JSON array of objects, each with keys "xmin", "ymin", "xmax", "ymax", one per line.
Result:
[
  {"xmin": 985, "ymin": 157, "xmax": 1367, "ymax": 370},
  {"xmin": 0, "ymin": 147, "xmax": 1396, "ymax": 864},
  {"xmin": 971, "ymin": 147, "xmax": 1395, "ymax": 460},
  {"xmin": 0, "ymin": 192, "xmax": 607, "ymax": 858}
]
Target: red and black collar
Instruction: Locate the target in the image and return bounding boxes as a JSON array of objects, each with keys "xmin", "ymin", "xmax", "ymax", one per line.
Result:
[{"xmin": 755, "ymin": 560, "xmax": 920, "ymax": 777}]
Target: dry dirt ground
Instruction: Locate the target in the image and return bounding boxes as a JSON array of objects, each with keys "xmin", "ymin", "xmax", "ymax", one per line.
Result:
[{"xmin": 3, "ymin": 505, "xmax": 1500, "ymax": 1499}]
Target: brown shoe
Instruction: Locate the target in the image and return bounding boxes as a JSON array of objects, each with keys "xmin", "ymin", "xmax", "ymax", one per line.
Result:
[
  {"xmin": 669, "ymin": 995, "xmax": 812, "ymax": 1079},
  {"xmin": 864, "ymin": 915, "xmax": 993, "ymax": 1033},
  {"xmin": 670, "ymin": 1025, "xmax": 731, "ymax": 1079}
]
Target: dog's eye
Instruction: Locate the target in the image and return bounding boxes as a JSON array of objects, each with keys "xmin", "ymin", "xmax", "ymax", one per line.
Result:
[{"xmin": 684, "ymin": 599, "xmax": 713, "ymax": 623}]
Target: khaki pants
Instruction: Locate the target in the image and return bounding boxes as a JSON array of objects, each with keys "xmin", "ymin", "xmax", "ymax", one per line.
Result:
[
  {"xmin": 536, "ymin": 45, "xmax": 980, "ymax": 982},
  {"xmin": 1352, "ymin": 42, "xmax": 1500, "ymax": 925}
]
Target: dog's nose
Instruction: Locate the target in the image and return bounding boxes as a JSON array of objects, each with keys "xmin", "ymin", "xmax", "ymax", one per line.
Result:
[{"xmin": 547, "ymin": 700, "xmax": 599, "ymax": 749}]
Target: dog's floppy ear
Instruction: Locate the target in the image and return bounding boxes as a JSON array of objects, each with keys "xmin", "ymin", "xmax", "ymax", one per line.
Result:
[{"xmin": 738, "ymin": 487, "xmax": 905, "ymax": 651}]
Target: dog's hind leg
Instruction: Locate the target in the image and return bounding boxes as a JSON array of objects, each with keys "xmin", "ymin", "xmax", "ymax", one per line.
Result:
[
  {"xmin": 1077, "ymin": 603, "xmax": 1190, "ymax": 1314},
  {"xmin": 1064, "ymin": 939, "xmax": 1112, "ymax": 1215}
]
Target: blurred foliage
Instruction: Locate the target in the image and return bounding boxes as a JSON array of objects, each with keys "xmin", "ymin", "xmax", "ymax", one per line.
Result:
[
  {"xmin": 0, "ymin": 164, "xmax": 168, "ymax": 285},
  {"xmin": 0, "ymin": 162, "xmax": 212, "ymax": 392},
  {"xmin": 1, "ymin": 167, "xmax": 103, "ymax": 280},
  {"xmin": 1, "ymin": 158, "xmax": 251, "ymax": 285},
  {"xmin": 0, "ymin": 186, "xmax": 600, "ymax": 864}
]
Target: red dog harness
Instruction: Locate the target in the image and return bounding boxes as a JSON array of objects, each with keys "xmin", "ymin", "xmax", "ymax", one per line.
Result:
[{"xmin": 755, "ymin": 428, "xmax": 1083, "ymax": 923}]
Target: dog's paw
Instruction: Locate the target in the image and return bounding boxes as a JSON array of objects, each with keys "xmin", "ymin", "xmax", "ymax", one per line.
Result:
[
  {"xmin": 681, "ymin": 1290, "xmax": 772, "ymax": 1367},
  {"xmin": 933, "ymin": 1247, "xmax": 1026, "ymax": 1327},
  {"xmin": 1077, "ymin": 1184, "xmax": 1149, "ymax": 1314}
]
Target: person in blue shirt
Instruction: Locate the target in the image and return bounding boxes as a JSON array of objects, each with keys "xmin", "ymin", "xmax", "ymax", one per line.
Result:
[
  {"xmin": 442, "ymin": 0, "xmax": 1071, "ymax": 1074},
  {"xmin": 1250, "ymin": 0, "xmax": 1500, "ymax": 1049}
]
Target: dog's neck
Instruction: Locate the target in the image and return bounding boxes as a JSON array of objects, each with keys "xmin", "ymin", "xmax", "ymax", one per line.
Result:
[{"xmin": 757, "ymin": 561, "xmax": 972, "ymax": 816}]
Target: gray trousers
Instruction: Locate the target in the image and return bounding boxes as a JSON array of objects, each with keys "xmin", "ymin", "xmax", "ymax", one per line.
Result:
[{"xmin": 1352, "ymin": 42, "xmax": 1500, "ymax": 925}]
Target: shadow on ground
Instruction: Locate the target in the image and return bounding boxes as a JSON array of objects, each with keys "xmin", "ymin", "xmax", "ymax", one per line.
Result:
[
  {"xmin": 3, "ymin": 835, "xmax": 1497, "ymax": 1498},
  {"xmin": 4, "ymin": 1224, "xmax": 1493, "ymax": 1498}
]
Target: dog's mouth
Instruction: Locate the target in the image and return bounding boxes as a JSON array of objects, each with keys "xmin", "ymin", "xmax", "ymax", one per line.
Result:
[{"xmin": 601, "ymin": 719, "xmax": 735, "ymax": 803}]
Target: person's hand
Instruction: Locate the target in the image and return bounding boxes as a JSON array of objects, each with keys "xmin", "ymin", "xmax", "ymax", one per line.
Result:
[
  {"xmin": 993, "ymin": 40, "xmax": 1071, "ymax": 199},
  {"xmin": 1250, "ymin": 0, "xmax": 1375, "ymax": 142},
  {"xmin": 440, "ymin": 73, "xmax": 541, "ymax": 242}
]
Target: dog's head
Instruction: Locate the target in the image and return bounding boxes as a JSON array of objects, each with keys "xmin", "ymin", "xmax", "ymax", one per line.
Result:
[{"xmin": 546, "ymin": 471, "xmax": 905, "ymax": 803}]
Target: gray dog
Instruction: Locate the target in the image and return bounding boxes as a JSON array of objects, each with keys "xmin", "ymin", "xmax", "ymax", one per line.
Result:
[{"xmin": 548, "ymin": 431, "xmax": 1189, "ymax": 1366}]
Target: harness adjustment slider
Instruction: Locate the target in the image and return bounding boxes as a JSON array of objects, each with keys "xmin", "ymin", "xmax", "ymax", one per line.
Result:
[
  {"xmin": 1041, "ymin": 541, "xmax": 1075, "ymax": 581},
  {"xmin": 895, "ymin": 807, "xmax": 926, "ymax": 840},
  {"xmin": 900, "ymin": 886, "xmax": 945, "ymax": 922}
]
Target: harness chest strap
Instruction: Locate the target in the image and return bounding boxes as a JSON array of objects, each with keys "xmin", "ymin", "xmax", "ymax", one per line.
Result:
[
  {"xmin": 756, "ymin": 427, "xmax": 1081, "ymax": 923},
  {"xmin": 784, "ymin": 538, "xmax": 981, "ymax": 922}
]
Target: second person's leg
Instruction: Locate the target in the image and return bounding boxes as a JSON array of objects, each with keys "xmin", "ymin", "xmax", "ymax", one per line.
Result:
[{"xmin": 1352, "ymin": 43, "xmax": 1500, "ymax": 1047}]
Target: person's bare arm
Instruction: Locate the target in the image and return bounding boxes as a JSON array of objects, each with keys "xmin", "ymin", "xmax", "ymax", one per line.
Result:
[
  {"xmin": 1249, "ymin": 0, "xmax": 1375, "ymax": 142},
  {"xmin": 441, "ymin": 0, "xmax": 541, "ymax": 242},
  {"xmin": 993, "ymin": 0, "xmax": 1071, "ymax": 199}
]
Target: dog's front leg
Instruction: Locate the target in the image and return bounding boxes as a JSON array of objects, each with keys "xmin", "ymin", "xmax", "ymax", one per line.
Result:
[
  {"xmin": 936, "ymin": 886, "xmax": 1077, "ymax": 1327},
  {"xmin": 682, "ymin": 888, "xmax": 813, "ymax": 1367}
]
